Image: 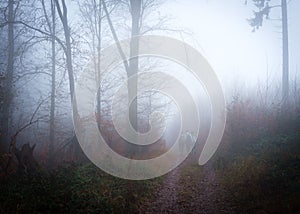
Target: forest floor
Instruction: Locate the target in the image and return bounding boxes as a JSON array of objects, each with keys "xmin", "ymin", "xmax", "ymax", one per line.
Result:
[
  {"xmin": 139, "ymin": 133, "xmax": 300, "ymax": 214},
  {"xmin": 1, "ymin": 132, "xmax": 299, "ymax": 213},
  {"xmin": 141, "ymin": 160, "xmax": 236, "ymax": 214}
]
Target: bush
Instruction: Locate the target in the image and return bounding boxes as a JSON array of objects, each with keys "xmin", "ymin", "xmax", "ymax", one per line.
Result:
[{"xmin": 0, "ymin": 163, "xmax": 162, "ymax": 213}]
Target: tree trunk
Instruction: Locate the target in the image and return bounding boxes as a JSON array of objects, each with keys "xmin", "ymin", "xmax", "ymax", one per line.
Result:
[
  {"xmin": 55, "ymin": 0, "xmax": 82, "ymax": 160},
  {"xmin": 49, "ymin": 0, "xmax": 56, "ymax": 166},
  {"xmin": 97, "ymin": 0, "xmax": 102, "ymax": 118},
  {"xmin": 126, "ymin": 1, "xmax": 142, "ymax": 210},
  {"xmin": 2, "ymin": 0, "xmax": 15, "ymax": 150},
  {"xmin": 102, "ymin": 0, "xmax": 141, "ymax": 157},
  {"xmin": 127, "ymin": 0, "xmax": 141, "ymax": 157},
  {"xmin": 128, "ymin": 0, "xmax": 141, "ymax": 132},
  {"xmin": 281, "ymin": 0, "xmax": 289, "ymax": 106},
  {"xmin": 91, "ymin": 0, "xmax": 102, "ymax": 118},
  {"xmin": 55, "ymin": 0, "xmax": 79, "ymax": 122}
]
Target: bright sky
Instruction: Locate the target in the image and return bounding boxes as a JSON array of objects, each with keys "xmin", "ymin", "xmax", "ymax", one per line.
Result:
[
  {"xmin": 66, "ymin": 0, "xmax": 299, "ymax": 146},
  {"xmin": 68, "ymin": 0, "xmax": 299, "ymax": 95},
  {"xmin": 159, "ymin": 0, "xmax": 300, "ymax": 93}
]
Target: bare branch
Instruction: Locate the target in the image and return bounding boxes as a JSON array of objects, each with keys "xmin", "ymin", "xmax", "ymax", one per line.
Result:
[
  {"xmin": 102, "ymin": 0, "xmax": 129, "ymax": 72},
  {"xmin": 2, "ymin": 20, "xmax": 67, "ymax": 54}
]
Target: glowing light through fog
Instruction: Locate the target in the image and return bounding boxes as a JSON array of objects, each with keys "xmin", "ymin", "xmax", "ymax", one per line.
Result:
[{"xmin": 158, "ymin": 0, "xmax": 299, "ymax": 91}]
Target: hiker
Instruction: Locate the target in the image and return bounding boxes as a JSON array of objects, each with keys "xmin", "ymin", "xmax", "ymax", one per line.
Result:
[
  {"xmin": 179, "ymin": 131, "xmax": 195, "ymax": 156},
  {"xmin": 179, "ymin": 133, "xmax": 185, "ymax": 156},
  {"xmin": 185, "ymin": 131, "xmax": 194, "ymax": 154},
  {"xmin": 189, "ymin": 131, "xmax": 197, "ymax": 155}
]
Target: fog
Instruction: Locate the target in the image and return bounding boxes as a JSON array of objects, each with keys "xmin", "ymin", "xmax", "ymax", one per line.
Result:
[{"xmin": 0, "ymin": 0, "xmax": 299, "ymax": 212}]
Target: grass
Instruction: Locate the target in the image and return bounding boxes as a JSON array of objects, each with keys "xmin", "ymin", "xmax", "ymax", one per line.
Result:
[
  {"xmin": 0, "ymin": 163, "xmax": 162, "ymax": 214},
  {"xmin": 214, "ymin": 115, "xmax": 300, "ymax": 213},
  {"xmin": 177, "ymin": 164, "xmax": 204, "ymax": 204},
  {"xmin": 1, "ymin": 93, "xmax": 299, "ymax": 213}
]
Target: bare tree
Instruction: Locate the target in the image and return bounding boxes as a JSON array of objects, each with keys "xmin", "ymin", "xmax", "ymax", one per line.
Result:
[
  {"xmin": 102, "ymin": 0, "xmax": 179, "ymax": 159},
  {"xmin": 0, "ymin": 1, "xmax": 56, "ymax": 154},
  {"xmin": 49, "ymin": 0, "xmax": 56, "ymax": 165},
  {"xmin": 77, "ymin": 0, "xmax": 103, "ymax": 117},
  {"xmin": 128, "ymin": 0, "xmax": 142, "ymax": 134},
  {"xmin": 55, "ymin": 0, "xmax": 79, "ymax": 121},
  {"xmin": 41, "ymin": 0, "xmax": 57, "ymax": 166},
  {"xmin": 246, "ymin": 0, "xmax": 289, "ymax": 106},
  {"xmin": 102, "ymin": 0, "xmax": 142, "ymax": 154},
  {"xmin": 1, "ymin": 0, "xmax": 15, "ymax": 149}
]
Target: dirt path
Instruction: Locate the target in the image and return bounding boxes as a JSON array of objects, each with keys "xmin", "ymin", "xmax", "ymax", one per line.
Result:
[
  {"xmin": 143, "ymin": 167, "xmax": 182, "ymax": 213},
  {"xmin": 141, "ymin": 162, "xmax": 236, "ymax": 213},
  {"xmin": 176, "ymin": 163, "xmax": 236, "ymax": 214}
]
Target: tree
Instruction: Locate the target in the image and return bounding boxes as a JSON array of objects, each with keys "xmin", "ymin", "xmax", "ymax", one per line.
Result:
[
  {"xmin": 55, "ymin": 0, "xmax": 79, "ymax": 121},
  {"xmin": 77, "ymin": 0, "xmax": 103, "ymax": 118},
  {"xmin": 102, "ymin": 0, "xmax": 177, "ymax": 159},
  {"xmin": 128, "ymin": 0, "xmax": 142, "ymax": 133},
  {"xmin": 41, "ymin": 0, "xmax": 57, "ymax": 166},
  {"xmin": 0, "ymin": 0, "xmax": 57, "ymax": 154},
  {"xmin": 246, "ymin": 0, "xmax": 289, "ymax": 106},
  {"xmin": 1, "ymin": 0, "xmax": 15, "ymax": 149},
  {"xmin": 49, "ymin": 0, "xmax": 56, "ymax": 166},
  {"xmin": 102, "ymin": 0, "xmax": 142, "ymax": 156},
  {"xmin": 55, "ymin": 0, "xmax": 88, "ymax": 161},
  {"xmin": 1, "ymin": 0, "xmax": 87, "ymax": 162}
]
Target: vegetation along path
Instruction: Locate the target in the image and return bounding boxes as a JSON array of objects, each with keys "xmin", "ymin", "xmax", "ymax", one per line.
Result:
[{"xmin": 141, "ymin": 161, "xmax": 236, "ymax": 214}]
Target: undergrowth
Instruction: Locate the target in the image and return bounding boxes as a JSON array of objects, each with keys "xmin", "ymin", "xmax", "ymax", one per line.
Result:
[
  {"xmin": 213, "ymin": 98, "xmax": 300, "ymax": 213},
  {"xmin": 0, "ymin": 163, "xmax": 162, "ymax": 214}
]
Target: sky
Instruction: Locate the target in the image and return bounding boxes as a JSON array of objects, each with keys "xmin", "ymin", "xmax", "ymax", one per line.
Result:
[
  {"xmin": 67, "ymin": 0, "xmax": 299, "ymax": 91},
  {"xmin": 55, "ymin": 0, "xmax": 300, "ymax": 148},
  {"xmin": 158, "ymin": 0, "xmax": 300, "ymax": 94},
  {"xmin": 66, "ymin": 0, "xmax": 299, "ymax": 98}
]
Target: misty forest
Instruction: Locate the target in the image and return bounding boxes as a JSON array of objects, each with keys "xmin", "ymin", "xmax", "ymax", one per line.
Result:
[{"xmin": 0, "ymin": 0, "xmax": 299, "ymax": 213}]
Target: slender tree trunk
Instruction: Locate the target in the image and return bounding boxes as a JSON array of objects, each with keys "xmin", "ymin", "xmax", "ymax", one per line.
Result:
[
  {"xmin": 2, "ymin": 0, "xmax": 15, "ymax": 150},
  {"xmin": 102, "ymin": 0, "xmax": 141, "ymax": 157},
  {"xmin": 55, "ymin": 0, "xmax": 79, "ymax": 122},
  {"xmin": 97, "ymin": 0, "xmax": 102, "ymax": 119},
  {"xmin": 128, "ymin": 0, "xmax": 141, "ymax": 132},
  {"xmin": 64, "ymin": 14, "xmax": 79, "ymax": 122},
  {"xmin": 127, "ymin": 0, "xmax": 141, "ymax": 158},
  {"xmin": 92, "ymin": 29, "xmax": 98, "ymax": 109},
  {"xmin": 49, "ymin": 0, "xmax": 56, "ymax": 166},
  {"xmin": 126, "ymin": 1, "xmax": 142, "ymax": 211},
  {"xmin": 55, "ymin": 0, "xmax": 82, "ymax": 161},
  {"xmin": 281, "ymin": 0, "xmax": 289, "ymax": 106},
  {"xmin": 91, "ymin": 0, "xmax": 102, "ymax": 118}
]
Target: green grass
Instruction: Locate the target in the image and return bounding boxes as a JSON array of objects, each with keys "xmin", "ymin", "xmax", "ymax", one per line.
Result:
[
  {"xmin": 0, "ymin": 163, "xmax": 162, "ymax": 214},
  {"xmin": 216, "ymin": 133, "xmax": 300, "ymax": 213}
]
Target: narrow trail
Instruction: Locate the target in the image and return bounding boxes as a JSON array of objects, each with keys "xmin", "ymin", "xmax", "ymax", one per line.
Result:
[
  {"xmin": 143, "ymin": 167, "xmax": 182, "ymax": 213},
  {"xmin": 176, "ymin": 163, "xmax": 235, "ymax": 214},
  {"xmin": 141, "ymin": 161, "xmax": 236, "ymax": 213}
]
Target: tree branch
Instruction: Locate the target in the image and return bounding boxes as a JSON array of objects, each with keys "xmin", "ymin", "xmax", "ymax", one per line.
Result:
[
  {"xmin": 1, "ymin": 20, "xmax": 67, "ymax": 54},
  {"xmin": 102, "ymin": 0, "xmax": 129, "ymax": 72}
]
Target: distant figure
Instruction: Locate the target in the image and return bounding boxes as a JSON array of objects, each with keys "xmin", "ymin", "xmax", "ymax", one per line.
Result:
[
  {"xmin": 179, "ymin": 133, "xmax": 185, "ymax": 156},
  {"xmin": 179, "ymin": 131, "xmax": 196, "ymax": 156},
  {"xmin": 189, "ymin": 131, "xmax": 197, "ymax": 155}
]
